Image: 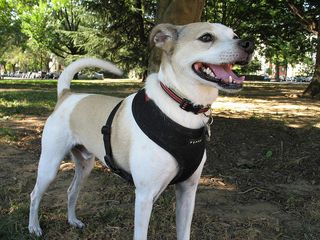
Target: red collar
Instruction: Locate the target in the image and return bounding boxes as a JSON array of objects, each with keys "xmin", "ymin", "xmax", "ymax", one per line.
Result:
[{"xmin": 159, "ymin": 82, "xmax": 210, "ymax": 115}]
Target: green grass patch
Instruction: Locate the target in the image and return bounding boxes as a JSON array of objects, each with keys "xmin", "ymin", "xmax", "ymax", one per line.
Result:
[
  {"xmin": 0, "ymin": 79, "xmax": 142, "ymax": 117},
  {"xmin": 0, "ymin": 127, "xmax": 17, "ymax": 141},
  {"xmin": 0, "ymin": 91, "xmax": 57, "ymax": 117},
  {"xmin": 0, "ymin": 79, "xmax": 142, "ymax": 93},
  {"xmin": 0, "ymin": 79, "xmax": 58, "ymax": 90},
  {"xmin": 0, "ymin": 181, "xmax": 38, "ymax": 240},
  {"xmin": 0, "ymin": 202, "xmax": 31, "ymax": 240}
]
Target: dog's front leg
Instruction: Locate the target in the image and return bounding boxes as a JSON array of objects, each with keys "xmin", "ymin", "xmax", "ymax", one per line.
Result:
[
  {"xmin": 133, "ymin": 189, "xmax": 155, "ymax": 240},
  {"xmin": 130, "ymin": 137, "xmax": 178, "ymax": 239},
  {"xmin": 133, "ymin": 180, "xmax": 171, "ymax": 239},
  {"xmin": 175, "ymin": 155, "xmax": 206, "ymax": 240}
]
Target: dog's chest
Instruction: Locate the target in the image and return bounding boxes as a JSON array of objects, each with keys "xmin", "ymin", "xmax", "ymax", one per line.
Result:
[
  {"xmin": 131, "ymin": 89, "xmax": 206, "ymax": 184},
  {"xmin": 102, "ymin": 89, "xmax": 206, "ymax": 184}
]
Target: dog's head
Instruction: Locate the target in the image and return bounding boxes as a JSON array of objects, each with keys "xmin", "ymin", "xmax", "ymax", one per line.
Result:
[{"xmin": 150, "ymin": 22, "xmax": 254, "ymax": 93}]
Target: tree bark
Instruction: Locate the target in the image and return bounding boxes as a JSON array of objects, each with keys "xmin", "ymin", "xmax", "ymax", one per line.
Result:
[
  {"xmin": 135, "ymin": 0, "xmax": 147, "ymax": 45},
  {"xmin": 303, "ymin": 29, "xmax": 320, "ymax": 98},
  {"xmin": 147, "ymin": 0, "xmax": 205, "ymax": 75},
  {"xmin": 275, "ymin": 57, "xmax": 280, "ymax": 81}
]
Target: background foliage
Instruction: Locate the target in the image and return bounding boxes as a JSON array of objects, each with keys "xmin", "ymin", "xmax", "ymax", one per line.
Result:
[{"xmin": 0, "ymin": 0, "xmax": 317, "ymax": 80}]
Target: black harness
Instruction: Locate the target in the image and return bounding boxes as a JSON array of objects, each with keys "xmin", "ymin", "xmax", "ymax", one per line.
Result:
[
  {"xmin": 101, "ymin": 101, "xmax": 134, "ymax": 183},
  {"xmin": 102, "ymin": 89, "xmax": 206, "ymax": 184}
]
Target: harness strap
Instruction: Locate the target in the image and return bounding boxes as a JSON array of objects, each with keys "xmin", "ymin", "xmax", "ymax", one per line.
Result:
[{"xmin": 101, "ymin": 101, "xmax": 133, "ymax": 183}]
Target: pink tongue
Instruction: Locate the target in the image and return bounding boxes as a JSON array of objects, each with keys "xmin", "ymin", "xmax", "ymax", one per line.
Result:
[{"xmin": 208, "ymin": 64, "xmax": 245, "ymax": 83}]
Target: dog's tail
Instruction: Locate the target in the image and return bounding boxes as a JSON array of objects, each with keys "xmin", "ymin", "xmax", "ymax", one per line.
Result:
[{"xmin": 57, "ymin": 58, "xmax": 122, "ymax": 98}]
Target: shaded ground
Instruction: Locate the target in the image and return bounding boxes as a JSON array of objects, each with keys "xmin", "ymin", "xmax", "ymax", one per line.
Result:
[{"xmin": 0, "ymin": 80, "xmax": 319, "ymax": 239}]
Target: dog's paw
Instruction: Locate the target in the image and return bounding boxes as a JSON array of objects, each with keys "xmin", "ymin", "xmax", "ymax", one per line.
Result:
[
  {"xmin": 28, "ymin": 224, "xmax": 43, "ymax": 236},
  {"xmin": 68, "ymin": 218, "xmax": 85, "ymax": 229}
]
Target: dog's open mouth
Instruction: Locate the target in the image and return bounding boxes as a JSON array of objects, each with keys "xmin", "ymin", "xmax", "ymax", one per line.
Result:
[{"xmin": 192, "ymin": 62, "xmax": 245, "ymax": 90}]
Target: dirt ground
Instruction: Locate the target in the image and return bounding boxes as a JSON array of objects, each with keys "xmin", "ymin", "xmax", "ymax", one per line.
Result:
[{"xmin": 0, "ymin": 82, "xmax": 320, "ymax": 239}]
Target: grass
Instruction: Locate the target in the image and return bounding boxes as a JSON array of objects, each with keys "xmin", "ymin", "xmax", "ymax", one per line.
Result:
[
  {"xmin": 0, "ymin": 91, "xmax": 56, "ymax": 117},
  {"xmin": 0, "ymin": 127, "xmax": 17, "ymax": 141},
  {"xmin": 1, "ymin": 79, "xmax": 320, "ymax": 239},
  {"xmin": 0, "ymin": 176, "xmax": 36, "ymax": 240},
  {"xmin": 0, "ymin": 79, "xmax": 142, "ymax": 94},
  {"xmin": 0, "ymin": 79, "xmax": 143, "ymax": 118}
]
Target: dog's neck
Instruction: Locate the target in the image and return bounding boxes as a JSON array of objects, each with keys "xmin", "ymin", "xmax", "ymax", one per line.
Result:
[
  {"xmin": 158, "ymin": 57, "xmax": 218, "ymax": 106},
  {"xmin": 145, "ymin": 60, "xmax": 218, "ymax": 129}
]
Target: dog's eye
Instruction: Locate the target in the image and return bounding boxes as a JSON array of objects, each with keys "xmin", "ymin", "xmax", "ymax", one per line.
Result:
[
  {"xmin": 198, "ymin": 33, "xmax": 214, "ymax": 42},
  {"xmin": 233, "ymin": 35, "xmax": 240, "ymax": 39}
]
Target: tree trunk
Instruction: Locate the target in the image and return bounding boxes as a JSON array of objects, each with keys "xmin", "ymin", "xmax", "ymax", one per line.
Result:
[
  {"xmin": 303, "ymin": 29, "xmax": 320, "ymax": 98},
  {"xmin": 286, "ymin": 2, "xmax": 319, "ymax": 98},
  {"xmin": 275, "ymin": 57, "xmax": 280, "ymax": 81},
  {"xmin": 147, "ymin": 0, "xmax": 205, "ymax": 75},
  {"xmin": 135, "ymin": 0, "xmax": 147, "ymax": 45},
  {"xmin": 284, "ymin": 61, "xmax": 288, "ymax": 80}
]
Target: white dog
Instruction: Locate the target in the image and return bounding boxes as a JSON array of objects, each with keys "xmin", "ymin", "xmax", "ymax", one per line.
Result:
[{"xmin": 28, "ymin": 22, "xmax": 254, "ymax": 239}]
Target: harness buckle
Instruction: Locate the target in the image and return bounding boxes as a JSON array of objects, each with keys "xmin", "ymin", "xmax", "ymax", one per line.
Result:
[
  {"xmin": 179, "ymin": 98, "xmax": 202, "ymax": 114},
  {"xmin": 101, "ymin": 125, "xmax": 111, "ymax": 135}
]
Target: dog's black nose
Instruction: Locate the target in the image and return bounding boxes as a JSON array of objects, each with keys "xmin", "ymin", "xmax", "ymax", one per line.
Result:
[{"xmin": 238, "ymin": 40, "xmax": 255, "ymax": 54}]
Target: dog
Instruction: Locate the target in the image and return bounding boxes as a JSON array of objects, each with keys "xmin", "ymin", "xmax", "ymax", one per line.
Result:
[{"xmin": 28, "ymin": 22, "xmax": 254, "ymax": 239}]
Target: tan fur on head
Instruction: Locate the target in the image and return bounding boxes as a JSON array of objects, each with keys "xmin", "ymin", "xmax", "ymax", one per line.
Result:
[{"xmin": 149, "ymin": 24, "xmax": 182, "ymax": 53}]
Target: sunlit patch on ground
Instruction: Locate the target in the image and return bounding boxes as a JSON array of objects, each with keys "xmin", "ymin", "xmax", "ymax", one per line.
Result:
[
  {"xmin": 59, "ymin": 162, "xmax": 75, "ymax": 171},
  {"xmin": 211, "ymin": 82, "xmax": 320, "ymax": 128},
  {"xmin": 199, "ymin": 176, "xmax": 236, "ymax": 191}
]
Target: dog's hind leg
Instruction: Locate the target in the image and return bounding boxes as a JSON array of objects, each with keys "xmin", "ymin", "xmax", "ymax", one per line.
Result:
[
  {"xmin": 67, "ymin": 145, "xmax": 95, "ymax": 228},
  {"xmin": 29, "ymin": 117, "xmax": 73, "ymax": 236}
]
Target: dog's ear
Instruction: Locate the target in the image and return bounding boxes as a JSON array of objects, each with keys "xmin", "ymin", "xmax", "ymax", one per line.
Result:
[{"xmin": 150, "ymin": 24, "xmax": 180, "ymax": 53}]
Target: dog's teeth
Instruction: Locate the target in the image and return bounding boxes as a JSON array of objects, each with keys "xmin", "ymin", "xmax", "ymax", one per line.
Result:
[
  {"xmin": 209, "ymin": 72, "xmax": 215, "ymax": 77},
  {"xmin": 205, "ymin": 67, "xmax": 214, "ymax": 76},
  {"xmin": 229, "ymin": 76, "xmax": 233, "ymax": 83},
  {"xmin": 200, "ymin": 66, "xmax": 216, "ymax": 78}
]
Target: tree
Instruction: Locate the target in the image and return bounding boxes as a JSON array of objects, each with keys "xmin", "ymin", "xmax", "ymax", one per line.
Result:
[
  {"xmin": 284, "ymin": 0, "xmax": 320, "ymax": 98},
  {"xmin": 18, "ymin": 0, "xmax": 87, "ymax": 60},
  {"xmin": 1, "ymin": 0, "xmax": 317, "ymax": 86},
  {"xmin": 83, "ymin": 0, "xmax": 157, "ymax": 77},
  {"xmin": 84, "ymin": 0, "xmax": 205, "ymax": 77},
  {"xmin": 148, "ymin": 0, "xmax": 205, "ymax": 74},
  {"xmin": 235, "ymin": 56, "xmax": 261, "ymax": 75},
  {"xmin": 3, "ymin": 0, "xmax": 159, "ymax": 76},
  {"xmin": 203, "ymin": 0, "xmax": 314, "ymax": 81},
  {"xmin": 0, "ymin": 0, "xmax": 27, "ymax": 66}
]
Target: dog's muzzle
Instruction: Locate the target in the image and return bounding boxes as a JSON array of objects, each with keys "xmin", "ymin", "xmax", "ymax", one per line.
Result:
[
  {"xmin": 238, "ymin": 40, "xmax": 255, "ymax": 54},
  {"xmin": 192, "ymin": 39, "xmax": 255, "ymax": 91},
  {"xmin": 192, "ymin": 63, "xmax": 245, "ymax": 90},
  {"xmin": 235, "ymin": 40, "xmax": 255, "ymax": 65}
]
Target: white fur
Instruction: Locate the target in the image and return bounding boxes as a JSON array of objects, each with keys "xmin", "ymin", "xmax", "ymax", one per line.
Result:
[
  {"xmin": 28, "ymin": 23, "xmax": 253, "ymax": 240},
  {"xmin": 57, "ymin": 58, "xmax": 122, "ymax": 97}
]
